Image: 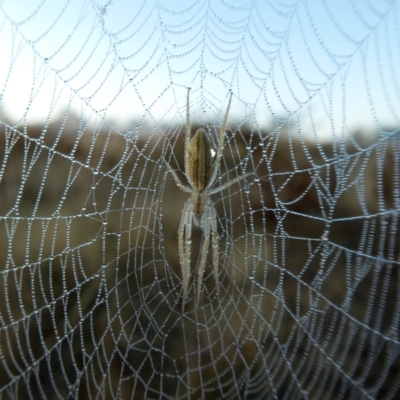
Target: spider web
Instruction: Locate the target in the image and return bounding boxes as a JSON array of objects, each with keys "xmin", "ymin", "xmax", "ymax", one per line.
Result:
[{"xmin": 1, "ymin": 0, "xmax": 400, "ymax": 399}]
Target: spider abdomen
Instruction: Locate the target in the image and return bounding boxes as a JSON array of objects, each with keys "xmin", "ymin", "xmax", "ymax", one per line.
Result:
[{"xmin": 188, "ymin": 128, "xmax": 213, "ymax": 194}]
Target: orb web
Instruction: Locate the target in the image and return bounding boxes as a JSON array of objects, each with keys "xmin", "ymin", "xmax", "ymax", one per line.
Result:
[{"xmin": 0, "ymin": 1, "xmax": 399, "ymax": 399}]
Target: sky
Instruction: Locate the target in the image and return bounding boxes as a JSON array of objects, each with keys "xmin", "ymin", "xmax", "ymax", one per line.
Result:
[{"xmin": 0, "ymin": 0, "xmax": 399, "ymax": 138}]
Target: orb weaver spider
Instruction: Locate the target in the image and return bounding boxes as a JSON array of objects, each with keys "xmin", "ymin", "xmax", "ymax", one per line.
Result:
[{"xmin": 164, "ymin": 88, "xmax": 252, "ymax": 310}]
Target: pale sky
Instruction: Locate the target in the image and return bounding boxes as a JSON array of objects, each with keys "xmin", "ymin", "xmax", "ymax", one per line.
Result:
[{"xmin": 0, "ymin": 0, "xmax": 399, "ymax": 138}]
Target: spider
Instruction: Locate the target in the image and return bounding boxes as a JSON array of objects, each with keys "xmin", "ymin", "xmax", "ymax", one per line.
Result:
[{"xmin": 164, "ymin": 88, "xmax": 252, "ymax": 310}]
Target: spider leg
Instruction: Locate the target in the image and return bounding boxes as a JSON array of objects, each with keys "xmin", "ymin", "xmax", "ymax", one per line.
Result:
[
  {"xmin": 184, "ymin": 88, "xmax": 191, "ymax": 181},
  {"xmin": 196, "ymin": 205, "xmax": 211, "ymax": 308},
  {"xmin": 210, "ymin": 202, "xmax": 219, "ymax": 296},
  {"xmin": 179, "ymin": 199, "xmax": 193, "ymax": 311},
  {"xmin": 209, "ymin": 172, "xmax": 254, "ymax": 195},
  {"xmin": 207, "ymin": 91, "xmax": 233, "ymax": 189},
  {"xmin": 163, "ymin": 159, "xmax": 191, "ymax": 193}
]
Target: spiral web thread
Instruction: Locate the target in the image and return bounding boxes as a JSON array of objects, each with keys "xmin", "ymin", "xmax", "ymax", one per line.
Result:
[{"xmin": 0, "ymin": 1, "xmax": 399, "ymax": 399}]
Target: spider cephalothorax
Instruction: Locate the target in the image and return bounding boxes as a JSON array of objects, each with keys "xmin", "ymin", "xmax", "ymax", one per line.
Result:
[{"xmin": 164, "ymin": 88, "xmax": 252, "ymax": 310}]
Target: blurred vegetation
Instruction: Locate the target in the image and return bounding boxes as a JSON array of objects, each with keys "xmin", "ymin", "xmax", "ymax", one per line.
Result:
[{"xmin": 0, "ymin": 114, "xmax": 399, "ymax": 399}]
